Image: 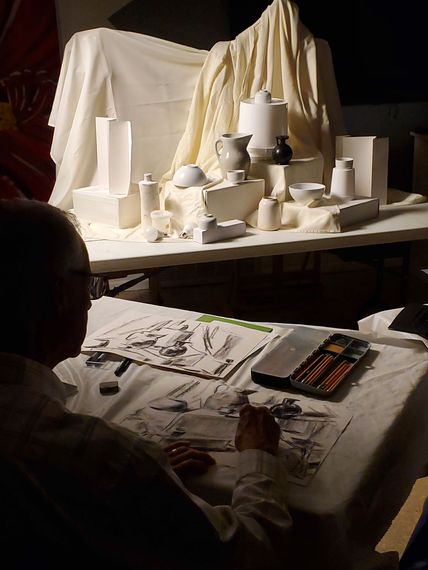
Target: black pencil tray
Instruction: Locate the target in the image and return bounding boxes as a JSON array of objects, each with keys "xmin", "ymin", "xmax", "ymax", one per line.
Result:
[{"xmin": 251, "ymin": 328, "xmax": 370, "ymax": 397}]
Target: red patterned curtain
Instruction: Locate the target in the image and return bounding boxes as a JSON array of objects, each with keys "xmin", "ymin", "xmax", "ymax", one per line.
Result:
[{"xmin": 0, "ymin": 0, "xmax": 60, "ymax": 200}]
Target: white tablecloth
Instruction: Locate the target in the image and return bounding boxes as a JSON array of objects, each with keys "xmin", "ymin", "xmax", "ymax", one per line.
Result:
[{"xmin": 55, "ymin": 297, "xmax": 428, "ymax": 570}]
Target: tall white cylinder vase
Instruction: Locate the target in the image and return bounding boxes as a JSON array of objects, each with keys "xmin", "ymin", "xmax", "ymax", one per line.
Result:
[
  {"xmin": 330, "ymin": 157, "xmax": 355, "ymax": 202},
  {"xmin": 138, "ymin": 173, "xmax": 160, "ymax": 229}
]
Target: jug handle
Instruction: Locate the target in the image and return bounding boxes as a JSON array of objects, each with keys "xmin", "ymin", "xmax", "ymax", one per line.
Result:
[{"xmin": 215, "ymin": 139, "xmax": 223, "ymax": 158}]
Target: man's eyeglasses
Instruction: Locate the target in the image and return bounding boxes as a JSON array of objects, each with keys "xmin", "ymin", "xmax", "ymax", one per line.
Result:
[
  {"xmin": 73, "ymin": 271, "xmax": 109, "ymax": 300},
  {"xmin": 89, "ymin": 275, "xmax": 109, "ymax": 300}
]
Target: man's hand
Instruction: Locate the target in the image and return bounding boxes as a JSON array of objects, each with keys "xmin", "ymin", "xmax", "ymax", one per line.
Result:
[
  {"xmin": 235, "ymin": 404, "xmax": 280, "ymax": 455},
  {"xmin": 164, "ymin": 441, "xmax": 216, "ymax": 477}
]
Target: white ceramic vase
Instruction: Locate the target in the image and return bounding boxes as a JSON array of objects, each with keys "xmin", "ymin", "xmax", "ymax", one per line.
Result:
[
  {"xmin": 138, "ymin": 173, "xmax": 160, "ymax": 229},
  {"xmin": 257, "ymin": 197, "xmax": 281, "ymax": 231}
]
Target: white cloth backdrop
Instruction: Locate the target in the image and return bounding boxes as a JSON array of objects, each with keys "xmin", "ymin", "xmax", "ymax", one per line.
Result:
[
  {"xmin": 49, "ymin": 0, "xmax": 345, "ymax": 211},
  {"xmin": 49, "ymin": 29, "xmax": 207, "ymax": 209}
]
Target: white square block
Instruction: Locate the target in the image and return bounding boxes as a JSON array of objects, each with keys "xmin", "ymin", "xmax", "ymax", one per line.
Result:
[
  {"xmin": 203, "ymin": 178, "xmax": 265, "ymax": 222},
  {"xmin": 72, "ymin": 186, "xmax": 140, "ymax": 228},
  {"xmin": 250, "ymin": 156, "xmax": 324, "ymax": 200}
]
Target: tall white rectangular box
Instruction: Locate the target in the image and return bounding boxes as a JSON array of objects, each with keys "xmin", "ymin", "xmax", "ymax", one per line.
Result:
[{"xmin": 336, "ymin": 135, "xmax": 389, "ymax": 205}]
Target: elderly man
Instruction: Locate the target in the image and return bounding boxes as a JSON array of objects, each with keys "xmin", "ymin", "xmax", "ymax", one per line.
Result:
[{"xmin": 0, "ymin": 199, "xmax": 291, "ymax": 569}]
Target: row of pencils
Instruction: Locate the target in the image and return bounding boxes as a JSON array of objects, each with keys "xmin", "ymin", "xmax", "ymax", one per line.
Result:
[{"xmin": 293, "ymin": 352, "xmax": 353, "ymax": 392}]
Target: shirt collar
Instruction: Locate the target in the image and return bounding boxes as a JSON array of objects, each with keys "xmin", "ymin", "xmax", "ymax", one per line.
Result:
[{"xmin": 0, "ymin": 352, "xmax": 68, "ymax": 404}]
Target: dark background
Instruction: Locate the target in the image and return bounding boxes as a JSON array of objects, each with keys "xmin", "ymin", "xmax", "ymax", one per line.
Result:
[{"xmin": 109, "ymin": 0, "xmax": 428, "ymax": 106}]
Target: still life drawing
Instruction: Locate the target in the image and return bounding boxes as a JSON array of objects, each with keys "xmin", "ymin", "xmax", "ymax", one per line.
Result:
[
  {"xmin": 83, "ymin": 311, "xmax": 272, "ymax": 378},
  {"xmin": 118, "ymin": 378, "xmax": 352, "ymax": 486}
]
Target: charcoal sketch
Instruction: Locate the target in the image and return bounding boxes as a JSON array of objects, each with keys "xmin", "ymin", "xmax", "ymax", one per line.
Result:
[
  {"xmin": 83, "ymin": 312, "xmax": 271, "ymax": 378},
  {"xmin": 118, "ymin": 379, "xmax": 352, "ymax": 485}
]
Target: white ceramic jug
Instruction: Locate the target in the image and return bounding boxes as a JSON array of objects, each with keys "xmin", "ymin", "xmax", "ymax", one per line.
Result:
[{"xmin": 215, "ymin": 133, "xmax": 252, "ymax": 179}]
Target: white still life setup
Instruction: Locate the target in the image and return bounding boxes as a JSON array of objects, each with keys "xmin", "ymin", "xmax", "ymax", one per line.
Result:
[
  {"xmin": 72, "ymin": 117, "xmax": 140, "ymax": 228},
  {"xmin": 51, "ymin": 0, "xmax": 426, "ymax": 244}
]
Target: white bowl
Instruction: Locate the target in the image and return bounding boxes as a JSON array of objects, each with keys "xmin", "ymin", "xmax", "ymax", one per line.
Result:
[
  {"xmin": 172, "ymin": 164, "xmax": 208, "ymax": 187},
  {"xmin": 288, "ymin": 182, "xmax": 325, "ymax": 204}
]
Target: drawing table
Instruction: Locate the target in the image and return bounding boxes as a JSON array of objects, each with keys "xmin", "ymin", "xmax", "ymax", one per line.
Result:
[
  {"xmin": 86, "ymin": 203, "xmax": 428, "ymax": 298},
  {"xmin": 55, "ymin": 296, "xmax": 428, "ymax": 570}
]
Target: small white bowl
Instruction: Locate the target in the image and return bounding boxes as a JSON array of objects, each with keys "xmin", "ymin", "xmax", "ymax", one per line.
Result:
[
  {"xmin": 288, "ymin": 182, "xmax": 325, "ymax": 204},
  {"xmin": 172, "ymin": 164, "xmax": 208, "ymax": 187}
]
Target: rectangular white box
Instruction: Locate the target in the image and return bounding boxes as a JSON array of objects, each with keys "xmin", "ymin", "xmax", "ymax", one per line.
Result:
[
  {"xmin": 193, "ymin": 220, "xmax": 246, "ymax": 244},
  {"xmin": 203, "ymin": 178, "xmax": 265, "ymax": 222},
  {"xmin": 96, "ymin": 117, "xmax": 132, "ymax": 195},
  {"xmin": 72, "ymin": 186, "xmax": 140, "ymax": 228},
  {"xmin": 336, "ymin": 136, "xmax": 389, "ymax": 205},
  {"xmin": 324, "ymin": 197, "xmax": 379, "ymax": 229}
]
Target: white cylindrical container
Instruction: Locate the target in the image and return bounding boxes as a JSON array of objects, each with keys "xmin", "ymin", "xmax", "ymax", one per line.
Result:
[
  {"xmin": 138, "ymin": 173, "xmax": 160, "ymax": 229},
  {"xmin": 257, "ymin": 197, "xmax": 281, "ymax": 231},
  {"xmin": 238, "ymin": 89, "xmax": 288, "ymax": 160},
  {"xmin": 330, "ymin": 157, "xmax": 355, "ymax": 201}
]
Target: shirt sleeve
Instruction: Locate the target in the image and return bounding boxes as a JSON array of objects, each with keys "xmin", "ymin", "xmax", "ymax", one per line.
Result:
[
  {"xmin": 141, "ymin": 442, "xmax": 292, "ymax": 570},
  {"xmin": 189, "ymin": 449, "xmax": 292, "ymax": 569}
]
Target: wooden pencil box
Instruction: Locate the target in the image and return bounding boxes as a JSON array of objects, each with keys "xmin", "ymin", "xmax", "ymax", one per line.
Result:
[{"xmin": 251, "ymin": 328, "xmax": 370, "ymax": 397}]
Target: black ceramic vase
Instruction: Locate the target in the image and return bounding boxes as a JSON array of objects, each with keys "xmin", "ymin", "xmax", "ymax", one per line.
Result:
[{"xmin": 272, "ymin": 135, "xmax": 293, "ymax": 165}]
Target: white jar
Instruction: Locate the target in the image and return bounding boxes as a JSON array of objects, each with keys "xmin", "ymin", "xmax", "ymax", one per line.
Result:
[
  {"xmin": 330, "ymin": 157, "xmax": 355, "ymax": 201},
  {"xmin": 138, "ymin": 173, "xmax": 160, "ymax": 229},
  {"xmin": 257, "ymin": 197, "xmax": 281, "ymax": 231}
]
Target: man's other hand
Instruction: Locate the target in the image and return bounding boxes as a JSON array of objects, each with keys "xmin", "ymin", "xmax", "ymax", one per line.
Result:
[
  {"xmin": 235, "ymin": 404, "xmax": 280, "ymax": 455},
  {"xmin": 164, "ymin": 441, "xmax": 215, "ymax": 477}
]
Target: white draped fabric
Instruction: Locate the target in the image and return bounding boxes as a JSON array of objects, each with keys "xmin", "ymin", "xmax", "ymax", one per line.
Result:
[
  {"xmin": 49, "ymin": 0, "xmax": 344, "ymax": 211},
  {"xmin": 49, "ymin": 29, "xmax": 207, "ymax": 209}
]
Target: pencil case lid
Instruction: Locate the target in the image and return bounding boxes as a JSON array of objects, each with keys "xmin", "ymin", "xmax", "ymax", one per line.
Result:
[{"xmin": 251, "ymin": 327, "xmax": 328, "ymax": 388}]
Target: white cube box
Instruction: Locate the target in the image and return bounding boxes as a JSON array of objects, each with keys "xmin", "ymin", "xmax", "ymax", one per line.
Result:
[
  {"xmin": 72, "ymin": 186, "xmax": 140, "ymax": 228},
  {"xmin": 249, "ymin": 156, "xmax": 324, "ymax": 201},
  {"xmin": 203, "ymin": 178, "xmax": 265, "ymax": 222}
]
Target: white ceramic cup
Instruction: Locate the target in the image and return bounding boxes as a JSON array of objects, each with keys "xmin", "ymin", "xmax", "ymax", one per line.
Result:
[
  {"xmin": 257, "ymin": 197, "xmax": 281, "ymax": 231},
  {"xmin": 226, "ymin": 169, "xmax": 246, "ymax": 183},
  {"xmin": 151, "ymin": 210, "xmax": 172, "ymax": 234}
]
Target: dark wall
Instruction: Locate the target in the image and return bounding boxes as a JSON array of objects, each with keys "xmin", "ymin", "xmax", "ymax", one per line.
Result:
[{"xmin": 109, "ymin": 0, "xmax": 428, "ymax": 106}]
